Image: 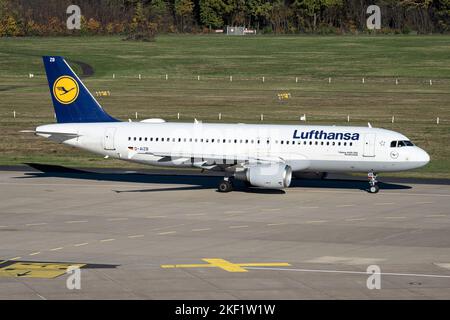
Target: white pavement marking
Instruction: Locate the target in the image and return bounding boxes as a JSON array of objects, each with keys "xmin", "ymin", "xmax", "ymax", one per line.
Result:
[
  {"xmin": 191, "ymin": 228, "xmax": 211, "ymax": 232},
  {"xmin": 305, "ymin": 220, "xmax": 328, "ymax": 224},
  {"xmin": 9, "ymin": 257, "xmax": 21, "ymax": 261},
  {"xmin": 29, "ymin": 252, "xmax": 40, "ymax": 256},
  {"xmin": 298, "ymin": 206, "xmax": 319, "ymax": 209},
  {"xmin": 158, "ymin": 231, "xmax": 176, "ymax": 235},
  {"xmin": 345, "ymin": 218, "xmax": 366, "ymax": 222},
  {"xmin": 0, "ymin": 226, "xmax": 8, "ymax": 228},
  {"xmin": 100, "ymin": 238, "xmax": 115, "ymax": 242},
  {"xmin": 306, "ymin": 256, "xmax": 385, "ymax": 265},
  {"xmin": 426, "ymin": 214, "xmax": 447, "ymax": 218},
  {"xmin": 229, "ymin": 225, "xmax": 249, "ymax": 229},
  {"xmin": 185, "ymin": 213, "xmax": 206, "ymax": 216},
  {"xmin": 74, "ymin": 242, "xmax": 89, "ymax": 247},
  {"xmin": 128, "ymin": 234, "xmax": 144, "ymax": 238},
  {"xmin": 267, "ymin": 223, "xmax": 287, "ymax": 226},
  {"xmin": 65, "ymin": 220, "xmax": 88, "ymax": 224},
  {"xmin": 224, "ymin": 210, "xmax": 245, "ymax": 214},
  {"xmin": 336, "ymin": 204, "xmax": 354, "ymax": 207},
  {"xmin": 26, "ymin": 223, "xmax": 47, "ymax": 226},
  {"xmin": 415, "ymin": 201, "xmax": 434, "ymax": 204},
  {"xmin": 384, "ymin": 216, "xmax": 406, "ymax": 219},
  {"xmin": 50, "ymin": 247, "xmax": 63, "ymax": 251},
  {"xmin": 375, "ymin": 202, "xmax": 395, "ymax": 206},
  {"xmin": 107, "ymin": 218, "xmax": 128, "ymax": 221},
  {"xmin": 435, "ymin": 263, "xmax": 450, "ymax": 270},
  {"xmin": 146, "ymin": 215, "xmax": 167, "ymax": 219},
  {"xmin": 245, "ymin": 267, "xmax": 450, "ymax": 279}
]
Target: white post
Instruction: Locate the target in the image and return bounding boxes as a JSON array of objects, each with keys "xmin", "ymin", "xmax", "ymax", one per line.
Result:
[
  {"xmin": 362, "ymin": 77, "xmax": 365, "ymax": 84},
  {"xmin": 135, "ymin": 112, "xmax": 138, "ymax": 119},
  {"xmin": 13, "ymin": 110, "xmax": 16, "ymax": 118},
  {"xmin": 165, "ymin": 74, "xmax": 168, "ymax": 80},
  {"xmin": 395, "ymin": 78, "xmax": 398, "ymax": 85},
  {"xmin": 392, "ymin": 116, "xmax": 395, "ymax": 123},
  {"xmin": 260, "ymin": 114, "xmax": 264, "ymax": 121},
  {"xmin": 430, "ymin": 79, "xmax": 433, "ymax": 86},
  {"xmin": 295, "ymin": 77, "xmax": 298, "ymax": 83},
  {"xmin": 437, "ymin": 117, "xmax": 440, "ymax": 125},
  {"xmin": 197, "ymin": 75, "xmax": 200, "ymax": 81},
  {"xmin": 347, "ymin": 115, "xmax": 350, "ymax": 122},
  {"xmin": 177, "ymin": 112, "xmax": 180, "ymax": 120},
  {"xmin": 113, "ymin": 74, "xmax": 115, "ymax": 79},
  {"xmin": 262, "ymin": 76, "xmax": 265, "ymax": 83},
  {"xmin": 328, "ymin": 77, "xmax": 331, "ymax": 84},
  {"xmin": 218, "ymin": 113, "xmax": 221, "ymax": 120},
  {"xmin": 138, "ymin": 74, "xmax": 141, "ymax": 80},
  {"xmin": 229, "ymin": 75, "xmax": 232, "ymax": 82}
]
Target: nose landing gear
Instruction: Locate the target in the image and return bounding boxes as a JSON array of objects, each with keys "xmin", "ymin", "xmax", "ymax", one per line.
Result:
[{"xmin": 368, "ymin": 171, "xmax": 379, "ymax": 193}]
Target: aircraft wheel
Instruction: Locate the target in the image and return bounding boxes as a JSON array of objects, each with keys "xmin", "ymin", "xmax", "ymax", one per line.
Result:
[
  {"xmin": 218, "ymin": 180, "xmax": 233, "ymax": 193},
  {"xmin": 369, "ymin": 185, "xmax": 379, "ymax": 194}
]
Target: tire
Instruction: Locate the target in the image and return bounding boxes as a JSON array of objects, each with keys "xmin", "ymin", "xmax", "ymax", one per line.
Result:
[
  {"xmin": 369, "ymin": 185, "xmax": 379, "ymax": 194},
  {"xmin": 218, "ymin": 180, "xmax": 233, "ymax": 193}
]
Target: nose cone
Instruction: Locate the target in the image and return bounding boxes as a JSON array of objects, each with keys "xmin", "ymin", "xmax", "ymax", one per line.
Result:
[{"xmin": 415, "ymin": 147, "xmax": 430, "ymax": 167}]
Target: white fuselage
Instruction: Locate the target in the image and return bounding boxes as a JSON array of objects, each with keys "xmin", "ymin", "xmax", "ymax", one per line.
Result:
[{"xmin": 36, "ymin": 121, "xmax": 430, "ymax": 174}]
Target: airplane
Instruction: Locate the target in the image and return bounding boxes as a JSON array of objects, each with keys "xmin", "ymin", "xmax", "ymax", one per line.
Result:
[{"xmin": 32, "ymin": 56, "xmax": 430, "ymax": 193}]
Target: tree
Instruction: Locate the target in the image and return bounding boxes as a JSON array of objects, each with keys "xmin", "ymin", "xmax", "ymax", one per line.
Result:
[
  {"xmin": 199, "ymin": 0, "xmax": 226, "ymax": 29},
  {"xmin": 175, "ymin": 0, "xmax": 194, "ymax": 32}
]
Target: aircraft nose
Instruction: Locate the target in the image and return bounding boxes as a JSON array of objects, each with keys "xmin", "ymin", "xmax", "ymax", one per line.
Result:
[{"xmin": 415, "ymin": 147, "xmax": 430, "ymax": 166}]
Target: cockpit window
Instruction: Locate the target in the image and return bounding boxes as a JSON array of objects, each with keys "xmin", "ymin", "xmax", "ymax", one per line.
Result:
[{"xmin": 391, "ymin": 140, "xmax": 414, "ymax": 148}]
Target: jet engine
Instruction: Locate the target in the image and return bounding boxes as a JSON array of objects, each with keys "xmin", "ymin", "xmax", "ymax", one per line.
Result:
[{"xmin": 235, "ymin": 164, "xmax": 292, "ymax": 189}]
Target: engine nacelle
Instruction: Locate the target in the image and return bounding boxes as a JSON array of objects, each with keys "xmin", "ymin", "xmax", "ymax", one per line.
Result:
[{"xmin": 235, "ymin": 164, "xmax": 292, "ymax": 189}]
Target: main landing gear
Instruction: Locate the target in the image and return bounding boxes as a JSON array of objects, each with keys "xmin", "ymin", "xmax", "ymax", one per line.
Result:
[
  {"xmin": 218, "ymin": 177, "xmax": 233, "ymax": 193},
  {"xmin": 368, "ymin": 171, "xmax": 379, "ymax": 194}
]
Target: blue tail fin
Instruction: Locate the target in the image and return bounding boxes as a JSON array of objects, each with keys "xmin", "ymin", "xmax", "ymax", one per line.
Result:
[{"xmin": 42, "ymin": 56, "xmax": 119, "ymax": 123}]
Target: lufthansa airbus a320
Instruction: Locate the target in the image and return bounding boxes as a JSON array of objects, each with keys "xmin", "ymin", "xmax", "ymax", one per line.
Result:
[{"xmin": 30, "ymin": 56, "xmax": 430, "ymax": 193}]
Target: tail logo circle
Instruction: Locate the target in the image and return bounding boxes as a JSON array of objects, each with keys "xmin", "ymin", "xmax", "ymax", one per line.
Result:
[{"xmin": 53, "ymin": 76, "xmax": 79, "ymax": 104}]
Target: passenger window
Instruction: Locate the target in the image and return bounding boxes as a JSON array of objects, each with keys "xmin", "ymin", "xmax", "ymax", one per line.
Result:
[
  {"xmin": 139, "ymin": 137, "xmax": 142, "ymax": 141},
  {"xmin": 128, "ymin": 137, "xmax": 131, "ymax": 141},
  {"xmin": 156, "ymin": 138, "xmax": 159, "ymax": 141},
  {"xmin": 309, "ymin": 141, "xmax": 312, "ymax": 145},
  {"xmin": 150, "ymin": 137, "xmax": 153, "ymax": 141},
  {"xmin": 349, "ymin": 142, "xmax": 353, "ymax": 146},
  {"xmin": 145, "ymin": 137, "xmax": 147, "ymax": 141},
  {"xmin": 390, "ymin": 141, "xmax": 397, "ymax": 148},
  {"xmin": 133, "ymin": 137, "xmax": 136, "ymax": 141}
]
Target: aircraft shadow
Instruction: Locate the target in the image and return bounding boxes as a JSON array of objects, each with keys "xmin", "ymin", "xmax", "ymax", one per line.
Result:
[{"xmin": 19, "ymin": 163, "xmax": 411, "ymax": 193}]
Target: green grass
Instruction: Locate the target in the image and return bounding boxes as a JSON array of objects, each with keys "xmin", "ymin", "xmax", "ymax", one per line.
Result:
[{"xmin": 0, "ymin": 35, "xmax": 449, "ymax": 178}]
